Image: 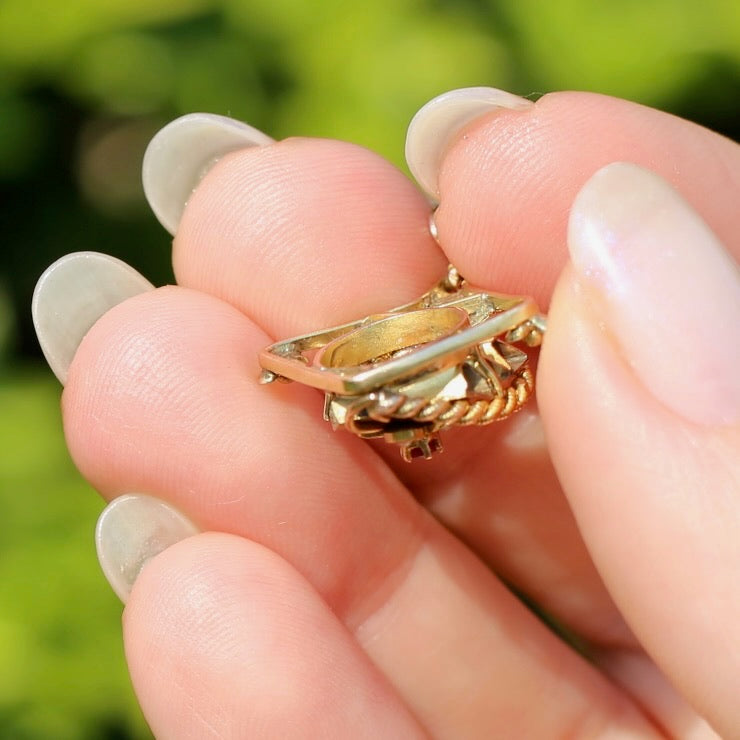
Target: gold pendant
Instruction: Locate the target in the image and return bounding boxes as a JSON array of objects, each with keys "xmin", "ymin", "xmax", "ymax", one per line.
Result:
[{"xmin": 259, "ymin": 266, "xmax": 546, "ymax": 461}]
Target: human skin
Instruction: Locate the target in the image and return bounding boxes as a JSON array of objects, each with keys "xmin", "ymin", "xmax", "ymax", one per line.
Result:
[{"xmin": 34, "ymin": 90, "xmax": 739, "ymax": 738}]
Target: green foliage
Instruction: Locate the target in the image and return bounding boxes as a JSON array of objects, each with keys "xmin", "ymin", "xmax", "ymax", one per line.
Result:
[
  {"xmin": 502, "ymin": 0, "xmax": 740, "ymax": 104},
  {"xmin": 0, "ymin": 371, "xmax": 150, "ymax": 738},
  {"xmin": 0, "ymin": 283, "xmax": 13, "ymax": 365},
  {"xmin": 63, "ymin": 32, "xmax": 177, "ymax": 116},
  {"xmin": 0, "ymin": 0, "xmax": 216, "ymax": 70}
]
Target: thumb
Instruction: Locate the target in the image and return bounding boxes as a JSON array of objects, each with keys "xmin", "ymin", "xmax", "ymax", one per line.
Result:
[{"xmin": 539, "ymin": 162, "xmax": 740, "ymax": 736}]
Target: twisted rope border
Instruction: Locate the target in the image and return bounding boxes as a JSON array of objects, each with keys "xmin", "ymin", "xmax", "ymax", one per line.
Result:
[{"xmin": 349, "ymin": 366, "xmax": 534, "ymax": 433}]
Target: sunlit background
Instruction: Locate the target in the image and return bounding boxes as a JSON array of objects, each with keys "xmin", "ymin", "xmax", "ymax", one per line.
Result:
[{"xmin": 1, "ymin": 1, "xmax": 738, "ymax": 737}]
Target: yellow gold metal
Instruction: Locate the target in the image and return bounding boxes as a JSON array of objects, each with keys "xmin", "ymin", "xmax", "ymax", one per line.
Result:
[{"xmin": 259, "ymin": 265, "xmax": 546, "ymax": 461}]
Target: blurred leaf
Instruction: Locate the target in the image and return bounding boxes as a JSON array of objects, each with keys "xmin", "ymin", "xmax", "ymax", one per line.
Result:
[
  {"xmin": 0, "ymin": 0, "xmax": 217, "ymax": 70},
  {"xmin": 173, "ymin": 34, "xmax": 266, "ymax": 124},
  {"xmin": 63, "ymin": 33, "xmax": 175, "ymax": 115},
  {"xmin": 224, "ymin": 0, "xmax": 366, "ymax": 40},
  {"xmin": 0, "ymin": 281, "xmax": 14, "ymax": 364},
  {"xmin": 0, "ymin": 371, "xmax": 152, "ymax": 738},
  {"xmin": 0, "ymin": 95, "xmax": 47, "ymax": 179},
  {"xmin": 501, "ymin": 0, "xmax": 740, "ymax": 103},
  {"xmin": 274, "ymin": 3, "xmax": 507, "ymax": 164}
]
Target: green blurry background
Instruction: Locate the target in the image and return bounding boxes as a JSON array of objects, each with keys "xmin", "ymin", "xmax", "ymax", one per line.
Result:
[{"xmin": 1, "ymin": 1, "xmax": 738, "ymax": 737}]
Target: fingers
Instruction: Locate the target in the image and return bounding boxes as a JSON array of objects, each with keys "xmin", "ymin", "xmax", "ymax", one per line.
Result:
[
  {"xmin": 395, "ymin": 86, "xmax": 740, "ymax": 644},
  {"xmin": 412, "ymin": 89, "xmax": 740, "ymax": 307},
  {"xmin": 377, "ymin": 404, "xmax": 632, "ymax": 647},
  {"xmin": 169, "ymin": 133, "xmax": 446, "ymax": 337},
  {"xmin": 540, "ymin": 163, "xmax": 740, "ymax": 736},
  {"xmin": 62, "ymin": 286, "xmax": 422, "ymax": 623},
  {"xmin": 152, "ymin": 116, "xmax": 625, "ymax": 646},
  {"xmin": 63, "ymin": 287, "xmax": 656, "ymax": 737},
  {"xmin": 123, "ymin": 532, "xmax": 426, "ymax": 739}
]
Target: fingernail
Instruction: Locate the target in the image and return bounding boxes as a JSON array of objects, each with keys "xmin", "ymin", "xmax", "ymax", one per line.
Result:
[
  {"xmin": 32, "ymin": 252, "xmax": 153, "ymax": 385},
  {"xmin": 96, "ymin": 494, "xmax": 199, "ymax": 603},
  {"xmin": 569, "ymin": 162, "xmax": 740, "ymax": 426},
  {"xmin": 405, "ymin": 87, "xmax": 533, "ymax": 198},
  {"xmin": 142, "ymin": 113, "xmax": 273, "ymax": 235}
]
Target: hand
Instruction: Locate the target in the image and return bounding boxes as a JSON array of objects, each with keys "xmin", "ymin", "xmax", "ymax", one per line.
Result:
[{"xmin": 33, "ymin": 88, "xmax": 740, "ymax": 738}]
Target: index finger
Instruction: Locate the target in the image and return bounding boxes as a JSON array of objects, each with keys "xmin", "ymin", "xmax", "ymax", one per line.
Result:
[{"xmin": 411, "ymin": 89, "xmax": 740, "ymax": 306}]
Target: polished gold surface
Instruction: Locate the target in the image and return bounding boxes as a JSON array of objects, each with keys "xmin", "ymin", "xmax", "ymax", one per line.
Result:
[
  {"xmin": 317, "ymin": 306, "xmax": 470, "ymax": 369},
  {"xmin": 259, "ymin": 265, "xmax": 546, "ymax": 461}
]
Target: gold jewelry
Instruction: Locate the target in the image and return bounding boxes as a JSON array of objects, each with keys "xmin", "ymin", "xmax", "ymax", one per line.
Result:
[{"xmin": 259, "ymin": 265, "xmax": 546, "ymax": 461}]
